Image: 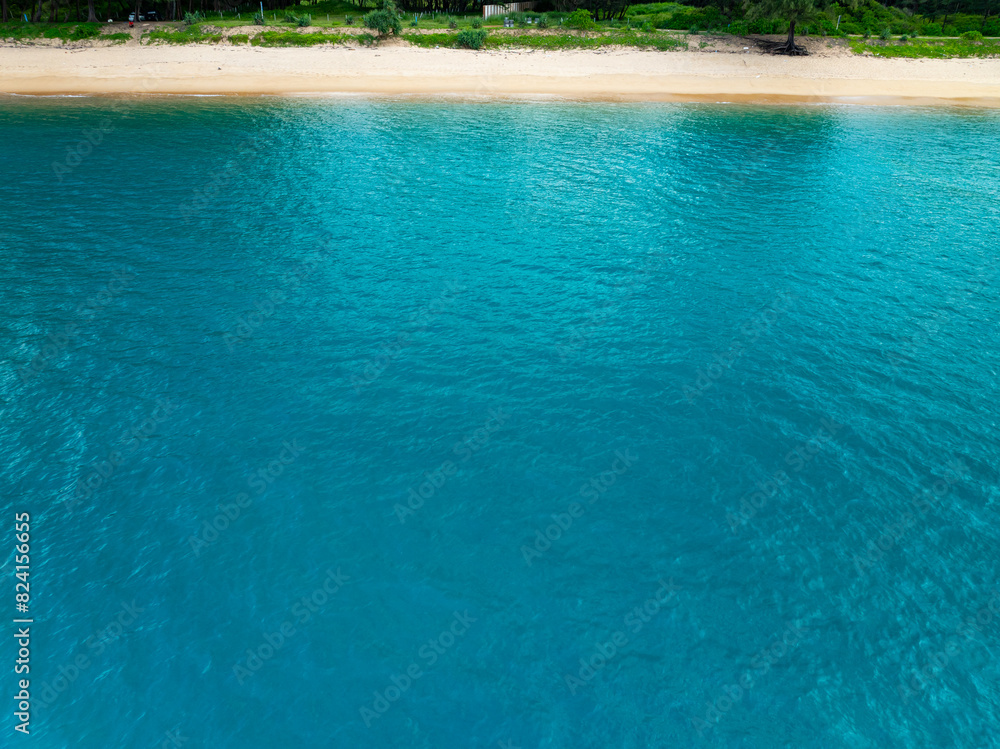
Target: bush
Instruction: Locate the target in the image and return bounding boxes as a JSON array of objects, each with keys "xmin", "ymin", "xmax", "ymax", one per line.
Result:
[
  {"xmin": 730, "ymin": 20, "xmax": 748, "ymax": 35},
  {"xmin": 879, "ymin": 27, "xmax": 891, "ymax": 40},
  {"xmin": 252, "ymin": 11, "xmax": 265, "ymax": 25},
  {"xmin": 448, "ymin": 18, "xmax": 457, "ymax": 29},
  {"xmin": 923, "ymin": 23, "xmax": 941, "ymax": 36},
  {"xmin": 183, "ymin": 11, "xmax": 203, "ymax": 26},
  {"xmin": 68, "ymin": 22, "xmax": 102, "ymax": 40},
  {"xmin": 564, "ymin": 9, "xmax": 596, "ymax": 30},
  {"xmin": 537, "ymin": 16, "xmax": 548, "ymax": 28},
  {"xmin": 284, "ymin": 12, "xmax": 297, "ymax": 22},
  {"xmin": 688, "ymin": 24, "xmax": 699, "ymax": 34},
  {"xmin": 230, "ymin": 33, "xmax": 249, "ymax": 44},
  {"xmin": 641, "ymin": 21, "xmax": 653, "ymax": 32},
  {"xmin": 961, "ymin": 30, "xmax": 984, "ymax": 41},
  {"xmin": 943, "ymin": 24, "xmax": 957, "ymax": 35},
  {"xmin": 456, "ymin": 28, "xmax": 487, "ymax": 48},
  {"xmin": 345, "ymin": 15, "xmax": 354, "ymax": 24},
  {"xmin": 298, "ymin": 14, "xmax": 311, "ymax": 27},
  {"xmin": 410, "ymin": 18, "xmax": 418, "ymax": 26},
  {"xmin": 364, "ymin": 0, "xmax": 402, "ymax": 37},
  {"xmin": 471, "ymin": 18, "xmax": 482, "ymax": 28}
]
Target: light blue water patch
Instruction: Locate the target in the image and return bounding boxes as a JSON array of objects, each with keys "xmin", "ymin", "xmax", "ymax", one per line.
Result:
[{"xmin": 1, "ymin": 97, "xmax": 999, "ymax": 748}]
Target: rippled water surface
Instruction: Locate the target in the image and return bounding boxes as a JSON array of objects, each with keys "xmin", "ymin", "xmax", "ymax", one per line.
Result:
[{"xmin": 2, "ymin": 97, "xmax": 999, "ymax": 748}]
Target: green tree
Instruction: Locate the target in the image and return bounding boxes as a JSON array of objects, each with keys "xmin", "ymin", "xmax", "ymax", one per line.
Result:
[
  {"xmin": 364, "ymin": 0, "xmax": 402, "ymax": 37},
  {"xmin": 746, "ymin": 0, "xmax": 854, "ymax": 54}
]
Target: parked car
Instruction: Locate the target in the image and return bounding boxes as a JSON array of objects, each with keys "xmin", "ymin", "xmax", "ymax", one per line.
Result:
[{"xmin": 144, "ymin": 10, "xmax": 159, "ymax": 20}]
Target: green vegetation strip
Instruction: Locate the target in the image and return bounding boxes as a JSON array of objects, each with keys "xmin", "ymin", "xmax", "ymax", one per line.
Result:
[
  {"xmin": 848, "ymin": 37, "xmax": 1000, "ymax": 57},
  {"xmin": 249, "ymin": 30, "xmax": 355, "ymax": 45},
  {"xmin": 404, "ymin": 30, "xmax": 686, "ymax": 51},
  {"xmin": 0, "ymin": 22, "xmax": 104, "ymax": 41},
  {"xmin": 145, "ymin": 25, "xmax": 223, "ymax": 43}
]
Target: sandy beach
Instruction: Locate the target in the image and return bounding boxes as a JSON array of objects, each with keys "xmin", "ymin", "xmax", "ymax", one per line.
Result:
[{"xmin": 2, "ymin": 40, "xmax": 1000, "ymax": 104}]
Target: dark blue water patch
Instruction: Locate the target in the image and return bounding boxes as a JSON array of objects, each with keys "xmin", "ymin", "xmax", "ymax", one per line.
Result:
[{"xmin": 1, "ymin": 97, "xmax": 999, "ymax": 748}]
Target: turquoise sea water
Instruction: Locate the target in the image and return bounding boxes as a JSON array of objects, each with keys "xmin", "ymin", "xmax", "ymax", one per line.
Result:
[{"xmin": 2, "ymin": 97, "xmax": 1000, "ymax": 748}]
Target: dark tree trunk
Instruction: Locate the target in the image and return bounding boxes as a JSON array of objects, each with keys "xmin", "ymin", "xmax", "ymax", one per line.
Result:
[
  {"xmin": 50, "ymin": 0, "xmax": 58, "ymax": 21},
  {"xmin": 87, "ymin": 0, "xmax": 97, "ymax": 20},
  {"xmin": 757, "ymin": 19, "xmax": 808, "ymax": 55},
  {"xmin": 2, "ymin": 0, "xmax": 8, "ymax": 22},
  {"xmin": 32, "ymin": 0, "xmax": 44, "ymax": 21},
  {"xmin": 76, "ymin": 0, "xmax": 80, "ymax": 20}
]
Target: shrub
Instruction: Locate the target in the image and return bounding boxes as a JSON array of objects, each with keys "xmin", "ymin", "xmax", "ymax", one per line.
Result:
[
  {"xmin": 364, "ymin": 0, "xmax": 402, "ymax": 37},
  {"xmin": 284, "ymin": 11, "xmax": 297, "ymax": 22},
  {"xmin": 564, "ymin": 9, "xmax": 596, "ymax": 30},
  {"xmin": 923, "ymin": 23, "xmax": 941, "ymax": 36},
  {"xmin": 879, "ymin": 27, "xmax": 891, "ymax": 40},
  {"xmin": 298, "ymin": 14, "xmax": 311, "ymax": 26},
  {"xmin": 688, "ymin": 24, "xmax": 699, "ymax": 34},
  {"xmin": 456, "ymin": 28, "xmax": 487, "ymax": 48},
  {"xmin": 943, "ymin": 24, "xmax": 957, "ymax": 35},
  {"xmin": 961, "ymin": 30, "xmax": 984, "ymax": 41},
  {"xmin": 230, "ymin": 33, "xmax": 249, "ymax": 44},
  {"xmin": 641, "ymin": 21, "xmax": 653, "ymax": 32},
  {"xmin": 899, "ymin": 34, "xmax": 907, "ymax": 41},
  {"xmin": 252, "ymin": 11, "xmax": 265, "ymax": 25},
  {"xmin": 730, "ymin": 20, "xmax": 748, "ymax": 35},
  {"xmin": 345, "ymin": 15, "xmax": 354, "ymax": 24},
  {"xmin": 537, "ymin": 16, "xmax": 548, "ymax": 28},
  {"xmin": 183, "ymin": 11, "xmax": 203, "ymax": 26},
  {"xmin": 68, "ymin": 22, "xmax": 102, "ymax": 40},
  {"xmin": 410, "ymin": 18, "xmax": 418, "ymax": 26},
  {"xmin": 448, "ymin": 18, "xmax": 457, "ymax": 28},
  {"xmin": 471, "ymin": 18, "xmax": 482, "ymax": 28}
]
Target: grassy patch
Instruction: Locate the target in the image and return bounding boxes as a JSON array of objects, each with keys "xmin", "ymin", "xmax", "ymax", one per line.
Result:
[
  {"xmin": 404, "ymin": 29, "xmax": 687, "ymax": 51},
  {"xmin": 230, "ymin": 33, "xmax": 250, "ymax": 44},
  {"xmin": 249, "ymin": 30, "xmax": 351, "ymax": 46},
  {"xmin": 848, "ymin": 36, "xmax": 1000, "ymax": 58},
  {"xmin": 145, "ymin": 24, "xmax": 223, "ymax": 44},
  {"xmin": 101, "ymin": 32, "xmax": 132, "ymax": 43},
  {"xmin": 0, "ymin": 22, "xmax": 107, "ymax": 42}
]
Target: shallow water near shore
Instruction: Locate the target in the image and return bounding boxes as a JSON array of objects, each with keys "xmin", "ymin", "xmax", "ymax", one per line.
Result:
[{"xmin": 2, "ymin": 97, "xmax": 999, "ymax": 748}]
